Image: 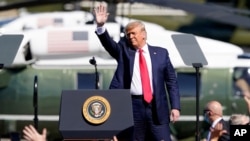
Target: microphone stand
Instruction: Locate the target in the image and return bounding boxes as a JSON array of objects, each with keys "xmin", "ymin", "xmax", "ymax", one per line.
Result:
[
  {"xmin": 192, "ymin": 63, "xmax": 202, "ymax": 141},
  {"xmin": 33, "ymin": 75, "xmax": 38, "ymax": 130},
  {"xmin": 89, "ymin": 57, "xmax": 99, "ymax": 89}
]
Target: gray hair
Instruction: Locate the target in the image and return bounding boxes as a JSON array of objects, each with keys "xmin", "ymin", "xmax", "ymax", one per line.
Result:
[
  {"xmin": 229, "ymin": 114, "xmax": 250, "ymax": 125},
  {"xmin": 125, "ymin": 21, "xmax": 146, "ymax": 33}
]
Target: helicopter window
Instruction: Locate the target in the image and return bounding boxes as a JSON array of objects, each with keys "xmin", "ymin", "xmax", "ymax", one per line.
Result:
[
  {"xmin": 37, "ymin": 17, "xmax": 63, "ymax": 28},
  {"xmin": 177, "ymin": 72, "xmax": 200, "ymax": 97},
  {"xmin": 233, "ymin": 67, "xmax": 250, "ymax": 96},
  {"xmin": 23, "ymin": 43, "xmax": 33, "ymax": 61},
  {"xmin": 77, "ymin": 73, "xmax": 100, "ymax": 89},
  {"xmin": 54, "ymin": 18, "xmax": 63, "ymax": 24}
]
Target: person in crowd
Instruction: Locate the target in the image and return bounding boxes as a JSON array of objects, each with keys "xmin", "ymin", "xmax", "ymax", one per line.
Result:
[
  {"xmin": 205, "ymin": 112, "xmax": 250, "ymax": 141},
  {"xmin": 205, "ymin": 93, "xmax": 250, "ymax": 141},
  {"xmin": 234, "ymin": 68, "xmax": 250, "ymax": 114},
  {"xmin": 22, "ymin": 124, "xmax": 118, "ymax": 141},
  {"xmin": 202, "ymin": 100, "xmax": 230, "ymax": 141},
  {"xmin": 243, "ymin": 90, "xmax": 250, "ymax": 115},
  {"xmin": 94, "ymin": 3, "xmax": 181, "ymax": 141}
]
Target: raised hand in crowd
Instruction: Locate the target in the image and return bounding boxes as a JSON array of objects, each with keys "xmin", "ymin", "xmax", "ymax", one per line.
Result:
[{"xmin": 22, "ymin": 125, "xmax": 47, "ymax": 141}]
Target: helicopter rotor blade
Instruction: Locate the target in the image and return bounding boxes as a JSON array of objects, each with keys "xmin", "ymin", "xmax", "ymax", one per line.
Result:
[{"xmin": 134, "ymin": 0, "xmax": 250, "ymax": 29}]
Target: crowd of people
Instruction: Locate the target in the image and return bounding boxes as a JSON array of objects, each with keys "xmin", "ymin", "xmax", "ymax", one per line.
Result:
[
  {"xmin": 21, "ymin": 94, "xmax": 250, "ymax": 141},
  {"xmin": 200, "ymin": 91, "xmax": 250, "ymax": 141}
]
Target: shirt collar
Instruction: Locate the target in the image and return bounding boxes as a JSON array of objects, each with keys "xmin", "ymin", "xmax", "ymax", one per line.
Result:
[{"xmin": 138, "ymin": 44, "xmax": 149, "ymax": 53}]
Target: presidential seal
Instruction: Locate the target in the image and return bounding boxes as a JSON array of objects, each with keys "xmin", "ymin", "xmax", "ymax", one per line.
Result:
[{"xmin": 82, "ymin": 96, "xmax": 111, "ymax": 124}]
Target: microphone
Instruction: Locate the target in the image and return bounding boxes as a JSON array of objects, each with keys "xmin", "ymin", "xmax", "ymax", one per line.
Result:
[
  {"xmin": 89, "ymin": 56, "xmax": 99, "ymax": 89},
  {"xmin": 89, "ymin": 57, "xmax": 96, "ymax": 66}
]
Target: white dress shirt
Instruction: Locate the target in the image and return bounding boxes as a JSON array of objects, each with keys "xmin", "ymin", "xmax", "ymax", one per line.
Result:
[{"xmin": 130, "ymin": 45, "xmax": 153, "ymax": 95}]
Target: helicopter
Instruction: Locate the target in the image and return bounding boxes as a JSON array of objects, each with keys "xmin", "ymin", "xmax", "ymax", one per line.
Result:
[
  {"xmin": 1, "ymin": 1, "xmax": 250, "ymax": 141},
  {"xmin": 1, "ymin": 7, "xmax": 250, "ymax": 141}
]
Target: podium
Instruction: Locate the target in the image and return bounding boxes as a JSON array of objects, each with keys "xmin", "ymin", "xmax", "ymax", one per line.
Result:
[{"xmin": 59, "ymin": 89, "xmax": 134, "ymax": 140}]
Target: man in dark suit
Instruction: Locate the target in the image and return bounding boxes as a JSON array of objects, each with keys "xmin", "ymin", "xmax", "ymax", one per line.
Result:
[
  {"xmin": 203, "ymin": 101, "xmax": 230, "ymax": 141},
  {"xmin": 94, "ymin": 4, "xmax": 181, "ymax": 141}
]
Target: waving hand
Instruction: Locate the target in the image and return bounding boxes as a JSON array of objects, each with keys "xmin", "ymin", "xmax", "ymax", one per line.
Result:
[{"xmin": 94, "ymin": 4, "xmax": 109, "ymax": 27}]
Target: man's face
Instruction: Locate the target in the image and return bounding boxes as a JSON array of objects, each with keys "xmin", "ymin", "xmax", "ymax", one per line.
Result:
[{"xmin": 125, "ymin": 26, "xmax": 146, "ymax": 49}]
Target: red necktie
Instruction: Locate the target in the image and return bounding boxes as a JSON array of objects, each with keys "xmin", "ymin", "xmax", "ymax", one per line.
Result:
[{"xmin": 139, "ymin": 49, "xmax": 152, "ymax": 103}]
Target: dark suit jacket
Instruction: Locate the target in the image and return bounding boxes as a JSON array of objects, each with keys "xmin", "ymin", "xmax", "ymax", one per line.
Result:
[{"xmin": 96, "ymin": 30, "xmax": 180, "ymax": 124}]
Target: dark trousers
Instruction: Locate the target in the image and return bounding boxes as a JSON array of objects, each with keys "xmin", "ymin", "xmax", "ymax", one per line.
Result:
[{"xmin": 132, "ymin": 96, "xmax": 172, "ymax": 141}]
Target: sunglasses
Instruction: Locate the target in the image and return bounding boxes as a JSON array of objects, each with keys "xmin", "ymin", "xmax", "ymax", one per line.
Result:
[{"xmin": 203, "ymin": 109, "xmax": 211, "ymax": 114}]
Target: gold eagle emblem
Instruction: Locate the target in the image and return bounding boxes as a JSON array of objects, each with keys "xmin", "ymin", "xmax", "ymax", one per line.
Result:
[{"xmin": 82, "ymin": 96, "xmax": 111, "ymax": 124}]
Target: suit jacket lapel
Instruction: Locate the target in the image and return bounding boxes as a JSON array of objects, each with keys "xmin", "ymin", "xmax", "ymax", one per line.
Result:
[{"xmin": 148, "ymin": 46, "xmax": 157, "ymax": 90}]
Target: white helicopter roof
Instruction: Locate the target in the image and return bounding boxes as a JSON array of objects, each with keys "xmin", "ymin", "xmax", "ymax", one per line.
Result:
[
  {"xmin": 1, "ymin": 10, "xmax": 245, "ymax": 69},
  {"xmin": 0, "ymin": 11, "xmax": 93, "ymax": 32}
]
